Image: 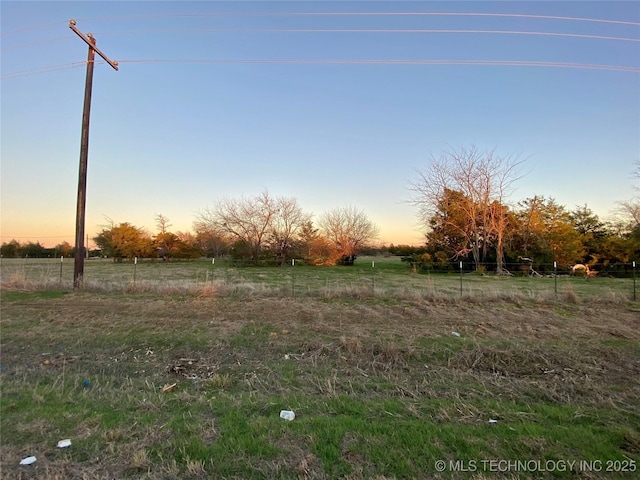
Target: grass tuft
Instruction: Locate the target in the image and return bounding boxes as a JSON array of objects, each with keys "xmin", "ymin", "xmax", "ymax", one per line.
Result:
[
  {"xmin": 130, "ymin": 448, "xmax": 151, "ymax": 471},
  {"xmin": 207, "ymin": 373, "xmax": 233, "ymax": 390}
]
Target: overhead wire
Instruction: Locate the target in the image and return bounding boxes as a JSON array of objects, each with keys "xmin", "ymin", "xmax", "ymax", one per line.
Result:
[
  {"xmin": 2, "ymin": 11, "xmax": 637, "ymax": 79},
  {"xmin": 1, "ymin": 35, "xmax": 74, "ymax": 52},
  {"xmin": 4, "ymin": 27, "xmax": 636, "ymax": 56},
  {"xmin": 1, "ymin": 62, "xmax": 86, "ymax": 79},
  {"xmin": 2, "ymin": 10, "xmax": 638, "ymax": 37},
  {"xmin": 90, "ymin": 28, "xmax": 639, "ymax": 43},
  {"xmin": 115, "ymin": 58, "xmax": 640, "ymax": 73},
  {"xmin": 74, "ymin": 11, "xmax": 640, "ymax": 27},
  {"xmin": 0, "ymin": 20, "xmax": 67, "ymax": 36},
  {"xmin": 4, "ymin": 56, "xmax": 638, "ymax": 80}
]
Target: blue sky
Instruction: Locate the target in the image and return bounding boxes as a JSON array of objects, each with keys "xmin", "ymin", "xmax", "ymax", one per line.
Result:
[{"xmin": 2, "ymin": 1, "xmax": 639, "ymax": 247}]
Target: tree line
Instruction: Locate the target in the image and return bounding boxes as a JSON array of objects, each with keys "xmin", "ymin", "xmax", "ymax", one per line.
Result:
[
  {"xmin": 0, "ymin": 197, "xmax": 380, "ymax": 266},
  {"xmin": 2, "ymin": 147, "xmax": 637, "ymax": 271},
  {"xmin": 408, "ymin": 146, "xmax": 638, "ymax": 274},
  {"xmin": 195, "ymin": 192, "xmax": 380, "ymax": 266}
]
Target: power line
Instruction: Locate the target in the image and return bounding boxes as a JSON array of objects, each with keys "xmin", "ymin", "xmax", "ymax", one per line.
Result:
[
  {"xmin": 4, "ymin": 27, "xmax": 635, "ymax": 57},
  {"xmin": 3, "ymin": 16, "xmax": 637, "ymax": 80},
  {"xmin": 1, "ymin": 62, "xmax": 85, "ymax": 79},
  {"xmin": 0, "ymin": 28, "xmax": 640, "ymax": 58},
  {"xmin": 2, "ymin": 10, "xmax": 637, "ymax": 37},
  {"xmin": 3, "ymin": 25, "xmax": 635, "ymax": 56},
  {"xmin": 116, "ymin": 58, "xmax": 640, "ymax": 73},
  {"xmin": 0, "ymin": 20, "xmax": 66, "ymax": 36},
  {"xmin": 74, "ymin": 11, "xmax": 640, "ymax": 27},
  {"xmin": 91, "ymin": 28, "xmax": 639, "ymax": 43},
  {"xmin": 5, "ymin": 28, "xmax": 634, "ymax": 56},
  {"xmin": 3, "ymin": 59, "xmax": 638, "ymax": 80},
  {"xmin": 1, "ymin": 35, "xmax": 74, "ymax": 52}
]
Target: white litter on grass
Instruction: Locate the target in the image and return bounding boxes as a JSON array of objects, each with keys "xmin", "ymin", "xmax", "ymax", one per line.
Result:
[
  {"xmin": 284, "ymin": 354, "xmax": 290, "ymax": 360},
  {"xmin": 451, "ymin": 331, "xmax": 461, "ymax": 337},
  {"xmin": 280, "ymin": 410, "xmax": 295, "ymax": 421},
  {"xmin": 20, "ymin": 456, "xmax": 36, "ymax": 465},
  {"xmin": 489, "ymin": 419, "xmax": 498, "ymax": 424},
  {"xmin": 57, "ymin": 439, "xmax": 72, "ymax": 448}
]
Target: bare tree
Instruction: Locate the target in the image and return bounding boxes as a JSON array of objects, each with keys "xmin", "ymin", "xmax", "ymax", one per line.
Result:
[
  {"xmin": 155, "ymin": 214, "xmax": 172, "ymax": 235},
  {"xmin": 192, "ymin": 219, "xmax": 231, "ymax": 258},
  {"xmin": 486, "ymin": 156, "xmax": 523, "ymax": 273},
  {"xmin": 614, "ymin": 161, "xmax": 640, "ymax": 230},
  {"xmin": 317, "ymin": 206, "xmax": 379, "ymax": 265},
  {"xmin": 154, "ymin": 214, "xmax": 174, "ymax": 259},
  {"xmin": 409, "ymin": 146, "xmax": 524, "ymax": 272},
  {"xmin": 267, "ymin": 196, "xmax": 312, "ymax": 265},
  {"xmin": 195, "ymin": 191, "xmax": 311, "ymax": 264},
  {"xmin": 617, "ymin": 201, "xmax": 640, "ymax": 228},
  {"xmin": 195, "ymin": 190, "xmax": 279, "ymax": 262}
]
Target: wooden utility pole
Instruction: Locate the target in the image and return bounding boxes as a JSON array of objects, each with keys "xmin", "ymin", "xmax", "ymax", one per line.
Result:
[{"xmin": 69, "ymin": 19, "xmax": 118, "ymax": 288}]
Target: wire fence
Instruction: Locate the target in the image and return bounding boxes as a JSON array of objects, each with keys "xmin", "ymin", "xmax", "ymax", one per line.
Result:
[
  {"xmin": 405, "ymin": 260, "xmax": 637, "ymax": 277},
  {"xmin": 1, "ymin": 257, "xmax": 636, "ymax": 302}
]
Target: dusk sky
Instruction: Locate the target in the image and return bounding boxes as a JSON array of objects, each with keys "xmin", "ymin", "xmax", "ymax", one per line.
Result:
[{"xmin": 1, "ymin": 1, "xmax": 639, "ymax": 248}]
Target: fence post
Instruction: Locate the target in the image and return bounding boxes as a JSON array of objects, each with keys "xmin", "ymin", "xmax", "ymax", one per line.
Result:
[
  {"xmin": 371, "ymin": 260, "xmax": 375, "ymax": 294},
  {"xmin": 291, "ymin": 258, "xmax": 295, "ymax": 297},
  {"xmin": 133, "ymin": 256, "xmax": 137, "ymax": 286},
  {"xmin": 459, "ymin": 261, "xmax": 463, "ymax": 297},
  {"xmin": 554, "ymin": 261, "xmax": 557, "ymax": 298},
  {"xmin": 59, "ymin": 256, "xmax": 64, "ymax": 285},
  {"xmin": 211, "ymin": 257, "xmax": 215, "ymax": 285},
  {"xmin": 634, "ymin": 261, "xmax": 636, "ymax": 301}
]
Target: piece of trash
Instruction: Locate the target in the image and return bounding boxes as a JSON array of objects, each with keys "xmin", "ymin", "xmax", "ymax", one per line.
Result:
[
  {"xmin": 82, "ymin": 380, "xmax": 90, "ymax": 388},
  {"xmin": 489, "ymin": 419, "xmax": 498, "ymax": 424},
  {"xmin": 57, "ymin": 439, "xmax": 72, "ymax": 448},
  {"xmin": 280, "ymin": 410, "xmax": 295, "ymax": 421},
  {"xmin": 284, "ymin": 354, "xmax": 290, "ymax": 360},
  {"xmin": 162, "ymin": 383, "xmax": 178, "ymax": 393},
  {"xmin": 20, "ymin": 456, "xmax": 36, "ymax": 465},
  {"xmin": 451, "ymin": 331, "xmax": 461, "ymax": 337},
  {"xmin": 42, "ymin": 359, "xmax": 51, "ymax": 366}
]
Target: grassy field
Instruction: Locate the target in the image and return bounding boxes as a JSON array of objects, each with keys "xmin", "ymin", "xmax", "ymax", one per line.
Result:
[
  {"xmin": 1, "ymin": 258, "xmax": 639, "ymax": 479},
  {"xmin": 0, "ymin": 256, "xmax": 636, "ymax": 302}
]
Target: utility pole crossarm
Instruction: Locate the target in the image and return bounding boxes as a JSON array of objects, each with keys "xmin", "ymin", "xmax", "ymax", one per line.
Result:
[{"xmin": 69, "ymin": 19, "xmax": 119, "ymax": 71}]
